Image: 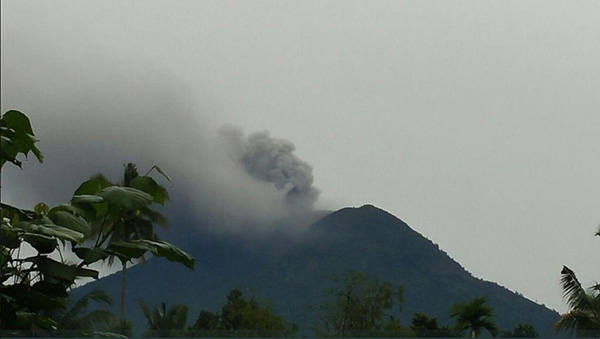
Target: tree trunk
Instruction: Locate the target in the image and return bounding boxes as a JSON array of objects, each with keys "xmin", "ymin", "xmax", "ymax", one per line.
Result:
[{"xmin": 120, "ymin": 261, "xmax": 127, "ymax": 321}]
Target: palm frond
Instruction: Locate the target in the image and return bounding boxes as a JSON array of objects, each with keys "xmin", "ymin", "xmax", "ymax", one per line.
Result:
[
  {"xmin": 560, "ymin": 266, "xmax": 593, "ymax": 311},
  {"xmin": 450, "ymin": 296, "xmax": 496, "ymax": 337},
  {"xmin": 61, "ymin": 289, "xmax": 113, "ymax": 326},
  {"xmin": 78, "ymin": 310, "xmax": 116, "ymax": 329},
  {"xmin": 480, "ymin": 318, "xmax": 498, "ymax": 337},
  {"xmin": 555, "ymin": 267, "xmax": 600, "ymax": 336},
  {"xmin": 554, "ymin": 310, "xmax": 600, "ymax": 336},
  {"xmin": 138, "ymin": 300, "xmax": 154, "ymax": 326},
  {"xmin": 165, "ymin": 305, "xmax": 189, "ymax": 329}
]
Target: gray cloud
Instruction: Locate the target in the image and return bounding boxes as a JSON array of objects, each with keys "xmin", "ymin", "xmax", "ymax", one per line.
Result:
[{"xmin": 1, "ymin": 47, "xmax": 320, "ymax": 238}]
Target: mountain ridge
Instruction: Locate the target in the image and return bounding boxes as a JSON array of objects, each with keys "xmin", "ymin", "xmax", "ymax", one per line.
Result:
[{"xmin": 75, "ymin": 204, "xmax": 561, "ymax": 336}]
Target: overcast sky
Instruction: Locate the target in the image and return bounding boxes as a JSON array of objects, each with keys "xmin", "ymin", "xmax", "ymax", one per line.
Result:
[{"xmin": 2, "ymin": 1, "xmax": 600, "ymax": 313}]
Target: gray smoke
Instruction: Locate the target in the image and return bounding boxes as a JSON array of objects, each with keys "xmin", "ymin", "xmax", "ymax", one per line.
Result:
[{"xmin": 219, "ymin": 127, "xmax": 320, "ymax": 210}]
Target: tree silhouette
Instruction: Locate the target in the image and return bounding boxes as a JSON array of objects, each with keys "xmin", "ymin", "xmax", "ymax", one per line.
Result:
[
  {"xmin": 139, "ymin": 301, "xmax": 189, "ymax": 337},
  {"xmin": 500, "ymin": 323, "xmax": 538, "ymax": 337},
  {"xmin": 554, "ymin": 265, "xmax": 600, "ymax": 337},
  {"xmin": 49, "ymin": 289, "xmax": 115, "ymax": 337},
  {"xmin": 450, "ymin": 296, "xmax": 498, "ymax": 338},
  {"xmin": 190, "ymin": 289, "xmax": 296, "ymax": 338},
  {"xmin": 311, "ymin": 270, "xmax": 409, "ymax": 337}
]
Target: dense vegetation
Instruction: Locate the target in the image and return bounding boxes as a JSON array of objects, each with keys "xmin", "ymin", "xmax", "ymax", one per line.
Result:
[
  {"xmin": 0, "ymin": 110, "xmax": 587, "ymax": 337},
  {"xmin": 1, "ymin": 110, "xmax": 193, "ymax": 337}
]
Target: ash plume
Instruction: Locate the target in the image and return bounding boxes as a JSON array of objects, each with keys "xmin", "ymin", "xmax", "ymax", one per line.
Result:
[{"xmin": 219, "ymin": 127, "xmax": 320, "ymax": 210}]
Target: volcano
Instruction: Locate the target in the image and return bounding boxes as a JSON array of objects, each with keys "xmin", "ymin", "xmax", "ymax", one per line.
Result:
[{"xmin": 75, "ymin": 204, "xmax": 560, "ymax": 336}]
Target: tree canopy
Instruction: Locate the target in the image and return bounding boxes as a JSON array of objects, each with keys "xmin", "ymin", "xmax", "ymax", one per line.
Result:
[
  {"xmin": 311, "ymin": 270, "xmax": 411, "ymax": 337},
  {"xmin": 189, "ymin": 289, "xmax": 296, "ymax": 338},
  {"xmin": 449, "ymin": 296, "xmax": 498, "ymax": 338}
]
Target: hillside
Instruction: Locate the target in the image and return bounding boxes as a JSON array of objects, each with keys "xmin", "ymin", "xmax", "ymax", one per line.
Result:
[{"xmin": 74, "ymin": 204, "xmax": 560, "ymax": 336}]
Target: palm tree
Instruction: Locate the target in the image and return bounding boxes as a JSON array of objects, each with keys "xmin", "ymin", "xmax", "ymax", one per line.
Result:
[
  {"xmin": 554, "ymin": 265, "xmax": 600, "ymax": 337},
  {"xmin": 450, "ymin": 296, "xmax": 498, "ymax": 338},
  {"xmin": 49, "ymin": 289, "xmax": 116, "ymax": 337},
  {"xmin": 138, "ymin": 301, "xmax": 189, "ymax": 337}
]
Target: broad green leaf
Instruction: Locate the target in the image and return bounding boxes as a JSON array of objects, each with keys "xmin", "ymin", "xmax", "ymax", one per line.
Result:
[
  {"xmin": 47, "ymin": 210, "xmax": 91, "ymax": 238},
  {"xmin": 71, "ymin": 195, "xmax": 104, "ymax": 204},
  {"xmin": 106, "ymin": 240, "xmax": 194, "ymax": 269},
  {"xmin": 16, "ymin": 221, "xmax": 85, "ymax": 243},
  {"xmin": 31, "ymin": 280, "xmax": 69, "ymax": 298},
  {"xmin": 73, "ymin": 247, "xmax": 110, "ymax": 265},
  {"xmin": 6, "ymin": 131, "xmax": 40, "ymax": 160},
  {"xmin": 130, "ymin": 176, "xmax": 169, "ymax": 205},
  {"xmin": 0, "ymin": 110, "xmax": 43, "ymax": 163},
  {"xmin": 1, "ymin": 202, "xmax": 35, "ymax": 222},
  {"xmin": 99, "ymin": 186, "xmax": 153, "ymax": 210},
  {"xmin": 32, "ymin": 257, "xmax": 99, "ymax": 281},
  {"xmin": 49, "ymin": 203, "xmax": 88, "ymax": 218},
  {"xmin": 1, "ymin": 110, "xmax": 34, "ymax": 135},
  {"xmin": 22, "ymin": 233, "xmax": 57, "ymax": 254},
  {"xmin": 105, "ymin": 241, "xmax": 149, "ymax": 262},
  {"xmin": 71, "ymin": 196, "xmax": 108, "ymax": 221},
  {"xmin": 1, "ymin": 136, "xmax": 22, "ymax": 168},
  {"xmin": 0, "ymin": 223, "xmax": 23, "ymax": 248},
  {"xmin": 139, "ymin": 240, "xmax": 194, "ymax": 270},
  {"xmin": 74, "ymin": 175, "xmax": 112, "ymax": 195}
]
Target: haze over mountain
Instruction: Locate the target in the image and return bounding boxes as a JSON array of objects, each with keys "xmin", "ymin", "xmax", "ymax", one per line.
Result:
[{"xmin": 76, "ymin": 204, "xmax": 560, "ymax": 337}]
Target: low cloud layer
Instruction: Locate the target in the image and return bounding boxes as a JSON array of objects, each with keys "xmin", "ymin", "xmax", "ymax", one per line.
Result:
[{"xmin": 1, "ymin": 51, "xmax": 321, "ymax": 237}]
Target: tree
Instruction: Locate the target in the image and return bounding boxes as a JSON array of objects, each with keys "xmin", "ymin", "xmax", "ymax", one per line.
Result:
[
  {"xmin": 0, "ymin": 110, "xmax": 194, "ymax": 336},
  {"xmin": 49, "ymin": 289, "xmax": 116, "ymax": 337},
  {"xmin": 449, "ymin": 296, "xmax": 498, "ymax": 338},
  {"xmin": 73, "ymin": 162, "xmax": 174, "ymax": 321},
  {"xmin": 1, "ymin": 110, "xmax": 92, "ymax": 336},
  {"xmin": 554, "ymin": 265, "xmax": 600, "ymax": 337},
  {"xmin": 311, "ymin": 270, "xmax": 409, "ymax": 337},
  {"xmin": 500, "ymin": 323, "xmax": 539, "ymax": 338},
  {"xmin": 191, "ymin": 310, "xmax": 221, "ymax": 337},
  {"xmin": 189, "ymin": 289, "xmax": 297, "ymax": 338},
  {"xmin": 138, "ymin": 301, "xmax": 189, "ymax": 337},
  {"xmin": 411, "ymin": 312, "xmax": 460, "ymax": 338}
]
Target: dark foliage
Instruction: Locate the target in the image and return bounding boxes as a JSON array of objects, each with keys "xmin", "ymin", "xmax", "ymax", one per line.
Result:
[
  {"xmin": 501, "ymin": 323, "xmax": 539, "ymax": 338},
  {"xmin": 189, "ymin": 289, "xmax": 296, "ymax": 338},
  {"xmin": 1, "ymin": 110, "xmax": 193, "ymax": 337}
]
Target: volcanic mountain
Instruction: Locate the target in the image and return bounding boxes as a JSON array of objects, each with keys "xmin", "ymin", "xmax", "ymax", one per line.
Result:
[{"xmin": 75, "ymin": 204, "xmax": 560, "ymax": 336}]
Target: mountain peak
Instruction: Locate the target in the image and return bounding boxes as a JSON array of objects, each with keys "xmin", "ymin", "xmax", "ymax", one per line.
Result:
[
  {"xmin": 311, "ymin": 204, "xmax": 414, "ymax": 240},
  {"xmin": 75, "ymin": 204, "xmax": 560, "ymax": 337}
]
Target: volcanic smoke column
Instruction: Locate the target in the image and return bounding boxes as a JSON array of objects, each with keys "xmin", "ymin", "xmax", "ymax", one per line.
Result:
[{"xmin": 220, "ymin": 127, "xmax": 320, "ymax": 210}]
